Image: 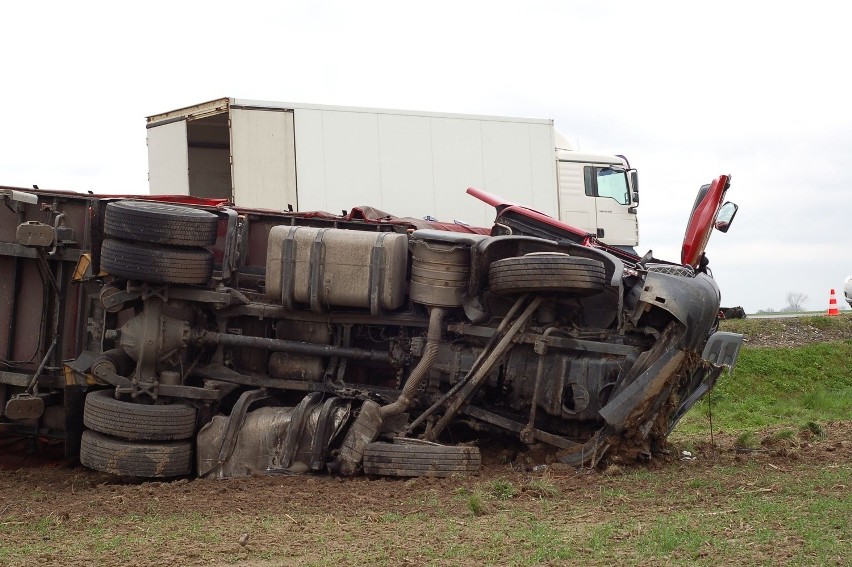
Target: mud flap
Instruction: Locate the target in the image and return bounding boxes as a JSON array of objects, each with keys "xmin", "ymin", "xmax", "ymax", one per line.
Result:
[
  {"xmin": 667, "ymin": 331, "xmax": 744, "ymax": 432},
  {"xmin": 701, "ymin": 331, "xmax": 744, "ymax": 368}
]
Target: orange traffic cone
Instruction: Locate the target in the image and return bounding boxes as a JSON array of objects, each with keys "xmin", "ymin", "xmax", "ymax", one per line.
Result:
[{"xmin": 827, "ymin": 289, "xmax": 840, "ymax": 316}]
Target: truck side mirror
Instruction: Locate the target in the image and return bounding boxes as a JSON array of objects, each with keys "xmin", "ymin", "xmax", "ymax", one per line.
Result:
[
  {"xmin": 629, "ymin": 170, "xmax": 639, "ymax": 204},
  {"xmin": 714, "ymin": 201, "xmax": 738, "ymax": 233}
]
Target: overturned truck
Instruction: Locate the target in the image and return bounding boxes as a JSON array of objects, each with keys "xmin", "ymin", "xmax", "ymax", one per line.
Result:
[{"xmin": 0, "ymin": 177, "xmax": 742, "ymax": 478}]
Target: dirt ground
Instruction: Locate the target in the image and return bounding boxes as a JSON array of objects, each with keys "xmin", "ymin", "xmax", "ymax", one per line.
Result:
[
  {"xmin": 2, "ymin": 421, "xmax": 850, "ymax": 519},
  {"xmin": 1, "ymin": 317, "xmax": 850, "ymax": 565},
  {"xmin": 1, "ymin": 421, "xmax": 850, "ymax": 566}
]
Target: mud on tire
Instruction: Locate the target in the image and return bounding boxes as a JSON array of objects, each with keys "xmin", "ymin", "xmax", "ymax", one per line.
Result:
[
  {"xmin": 488, "ymin": 253, "xmax": 606, "ymax": 296},
  {"xmin": 100, "ymin": 238, "xmax": 213, "ymax": 285},
  {"xmin": 83, "ymin": 389, "xmax": 197, "ymax": 441},
  {"xmin": 104, "ymin": 200, "xmax": 219, "ymax": 247},
  {"xmin": 362, "ymin": 439, "xmax": 481, "ymax": 477},
  {"xmin": 79, "ymin": 430, "xmax": 193, "ymax": 478}
]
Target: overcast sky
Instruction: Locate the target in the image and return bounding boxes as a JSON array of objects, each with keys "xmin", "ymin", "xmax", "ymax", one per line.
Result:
[{"xmin": 3, "ymin": 0, "xmax": 850, "ymax": 313}]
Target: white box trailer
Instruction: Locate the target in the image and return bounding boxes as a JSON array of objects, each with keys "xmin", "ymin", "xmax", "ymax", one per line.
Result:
[{"xmin": 146, "ymin": 98, "xmax": 640, "ymax": 246}]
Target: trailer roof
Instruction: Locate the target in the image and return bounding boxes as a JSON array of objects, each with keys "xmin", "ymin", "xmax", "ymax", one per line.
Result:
[{"xmin": 146, "ymin": 97, "xmax": 554, "ymax": 128}]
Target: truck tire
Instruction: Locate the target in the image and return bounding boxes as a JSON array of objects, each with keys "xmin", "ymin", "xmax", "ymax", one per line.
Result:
[
  {"xmin": 488, "ymin": 254, "xmax": 606, "ymax": 296},
  {"xmin": 79, "ymin": 430, "xmax": 192, "ymax": 478},
  {"xmin": 104, "ymin": 200, "xmax": 219, "ymax": 247},
  {"xmin": 101, "ymin": 238, "xmax": 213, "ymax": 285},
  {"xmin": 83, "ymin": 389, "xmax": 197, "ymax": 441},
  {"xmin": 362, "ymin": 440, "xmax": 481, "ymax": 477}
]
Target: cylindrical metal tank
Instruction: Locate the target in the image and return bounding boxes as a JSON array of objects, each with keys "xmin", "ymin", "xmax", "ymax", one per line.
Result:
[{"xmin": 409, "ymin": 230, "xmax": 487, "ymax": 307}]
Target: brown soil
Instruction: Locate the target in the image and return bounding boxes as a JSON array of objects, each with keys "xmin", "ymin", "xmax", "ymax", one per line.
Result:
[
  {"xmin": 1, "ymin": 316, "xmax": 849, "ymax": 565},
  {"xmin": 2, "ymin": 422, "xmax": 849, "ymax": 519},
  {"xmin": 1, "ymin": 421, "xmax": 849, "ymax": 566}
]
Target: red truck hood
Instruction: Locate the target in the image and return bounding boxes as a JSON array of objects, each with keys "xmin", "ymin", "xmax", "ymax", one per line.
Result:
[{"xmin": 467, "ymin": 175, "xmax": 733, "ymax": 268}]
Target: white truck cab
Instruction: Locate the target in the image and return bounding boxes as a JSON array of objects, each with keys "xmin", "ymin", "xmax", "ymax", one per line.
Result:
[{"xmin": 555, "ymin": 146, "xmax": 638, "ymax": 245}]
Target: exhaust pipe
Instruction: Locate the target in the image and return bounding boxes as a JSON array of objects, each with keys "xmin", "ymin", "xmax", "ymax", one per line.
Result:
[{"xmin": 336, "ymin": 307, "xmax": 446, "ymax": 475}]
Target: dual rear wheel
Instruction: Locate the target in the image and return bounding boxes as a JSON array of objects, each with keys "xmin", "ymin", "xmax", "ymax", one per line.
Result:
[
  {"xmin": 80, "ymin": 389, "xmax": 197, "ymax": 478},
  {"xmin": 83, "ymin": 200, "xmax": 216, "ymax": 477},
  {"xmin": 99, "ymin": 200, "xmax": 218, "ymax": 285}
]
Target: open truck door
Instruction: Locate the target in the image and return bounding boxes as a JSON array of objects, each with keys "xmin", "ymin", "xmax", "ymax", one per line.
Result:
[{"xmin": 681, "ymin": 174, "xmax": 738, "ymax": 269}]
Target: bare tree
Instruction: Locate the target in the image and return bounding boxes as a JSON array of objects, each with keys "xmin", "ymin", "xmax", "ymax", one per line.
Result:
[{"xmin": 782, "ymin": 291, "xmax": 808, "ymax": 312}]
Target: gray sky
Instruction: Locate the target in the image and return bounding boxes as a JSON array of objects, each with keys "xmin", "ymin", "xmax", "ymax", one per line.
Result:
[{"xmin": 2, "ymin": 0, "xmax": 850, "ymax": 313}]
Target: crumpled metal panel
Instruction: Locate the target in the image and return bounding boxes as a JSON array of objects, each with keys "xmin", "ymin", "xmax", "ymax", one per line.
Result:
[
  {"xmin": 197, "ymin": 401, "xmax": 351, "ymax": 479},
  {"xmin": 197, "ymin": 406, "xmax": 294, "ymax": 478},
  {"xmin": 634, "ymin": 271, "xmax": 721, "ymax": 351}
]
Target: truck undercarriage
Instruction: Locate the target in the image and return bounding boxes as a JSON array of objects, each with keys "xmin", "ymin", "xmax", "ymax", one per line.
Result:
[{"xmin": 0, "ymin": 181, "xmax": 741, "ymax": 478}]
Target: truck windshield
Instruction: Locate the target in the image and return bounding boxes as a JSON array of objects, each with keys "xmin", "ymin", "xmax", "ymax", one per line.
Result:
[{"xmin": 596, "ymin": 168, "xmax": 630, "ymax": 205}]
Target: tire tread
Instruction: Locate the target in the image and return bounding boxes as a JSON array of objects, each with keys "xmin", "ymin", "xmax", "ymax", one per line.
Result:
[
  {"xmin": 100, "ymin": 239, "xmax": 213, "ymax": 285},
  {"xmin": 83, "ymin": 389, "xmax": 196, "ymax": 441},
  {"xmin": 79, "ymin": 430, "xmax": 192, "ymax": 477}
]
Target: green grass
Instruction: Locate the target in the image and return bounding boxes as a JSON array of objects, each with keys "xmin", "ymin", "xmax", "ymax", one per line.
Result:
[
  {"xmin": 467, "ymin": 491, "xmax": 488, "ymax": 516},
  {"xmin": 675, "ymin": 339, "xmax": 852, "ymax": 434},
  {"xmin": 490, "ymin": 479, "xmax": 517, "ymax": 500}
]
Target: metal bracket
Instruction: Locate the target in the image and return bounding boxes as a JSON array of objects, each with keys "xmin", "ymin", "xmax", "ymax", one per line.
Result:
[
  {"xmin": 279, "ymin": 226, "xmax": 300, "ymax": 310},
  {"xmin": 462, "ymin": 405, "xmax": 581, "ymax": 450},
  {"xmin": 368, "ymin": 232, "xmax": 388, "ymax": 316},
  {"xmin": 269, "ymin": 392, "xmax": 323, "ymax": 471},
  {"xmin": 309, "ymin": 229, "xmax": 329, "ymax": 313},
  {"xmin": 217, "ymin": 389, "xmax": 269, "ymax": 465},
  {"xmin": 309, "ymin": 397, "xmax": 351, "ymax": 471}
]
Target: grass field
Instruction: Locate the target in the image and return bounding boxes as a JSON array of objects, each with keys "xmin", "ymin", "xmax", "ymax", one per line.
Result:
[{"xmin": 674, "ymin": 338, "xmax": 852, "ymax": 435}]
